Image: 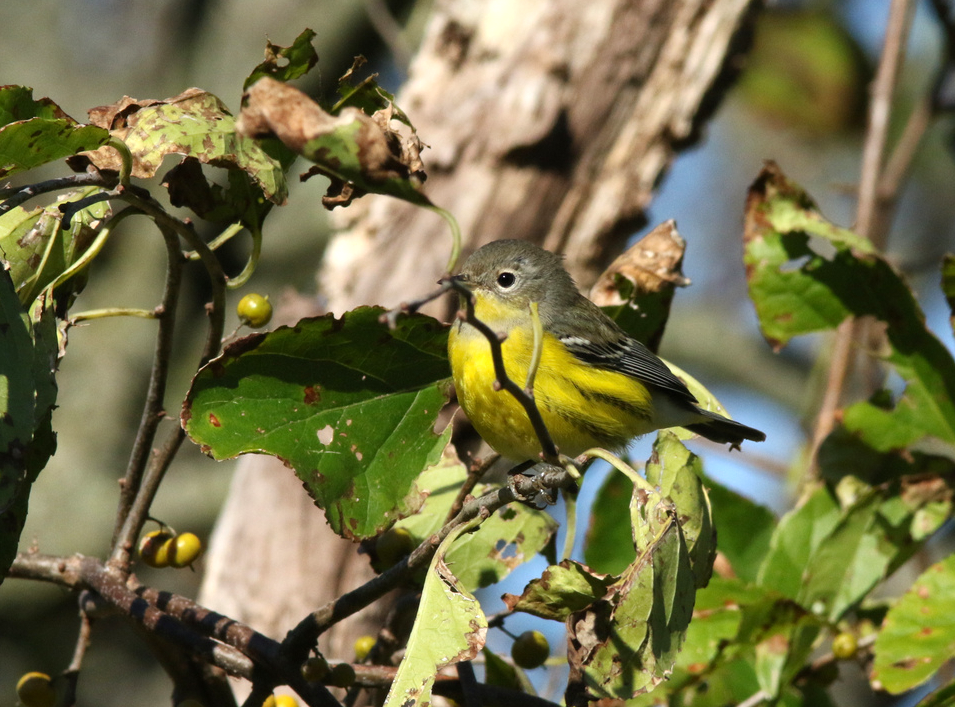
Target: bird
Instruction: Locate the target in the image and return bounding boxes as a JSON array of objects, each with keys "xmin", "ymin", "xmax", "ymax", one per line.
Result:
[{"xmin": 446, "ymin": 239, "xmax": 765, "ymax": 463}]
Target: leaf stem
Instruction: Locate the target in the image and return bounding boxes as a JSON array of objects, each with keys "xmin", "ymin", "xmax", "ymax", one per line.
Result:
[
  {"xmin": 70, "ymin": 307, "xmax": 159, "ymax": 323},
  {"xmin": 428, "ymin": 205, "xmax": 462, "ymax": 274},
  {"xmin": 108, "ymin": 137, "xmax": 134, "ymax": 187},
  {"xmin": 525, "ymin": 301, "xmax": 543, "ymax": 392}
]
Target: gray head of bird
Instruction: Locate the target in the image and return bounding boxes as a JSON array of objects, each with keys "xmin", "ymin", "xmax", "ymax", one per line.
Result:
[{"xmin": 454, "ymin": 240, "xmax": 582, "ymax": 316}]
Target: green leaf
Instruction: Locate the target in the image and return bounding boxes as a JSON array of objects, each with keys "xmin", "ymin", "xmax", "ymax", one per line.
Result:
[
  {"xmin": 0, "ymin": 122, "xmax": 110, "ymax": 181},
  {"xmin": 583, "ymin": 469, "xmax": 635, "ymax": 575},
  {"xmin": 645, "ymin": 431, "xmax": 716, "ymax": 588},
  {"xmin": 704, "ymin": 474, "xmax": 775, "ymax": 583},
  {"xmin": 334, "ymin": 56, "xmax": 411, "ymax": 125},
  {"xmin": 569, "ymin": 494, "xmax": 694, "ymax": 699},
  {"xmin": 384, "ymin": 532, "xmax": 487, "ymax": 707},
  {"xmin": 0, "ymin": 87, "xmax": 110, "ymax": 179},
  {"xmin": 502, "ymin": 560, "xmax": 614, "ymax": 621},
  {"xmin": 0, "ymin": 186, "xmax": 111, "ymax": 304},
  {"xmin": 872, "ymin": 553, "xmax": 955, "ymax": 694},
  {"xmin": 941, "ymin": 254, "xmax": 955, "ymax": 337},
  {"xmin": 745, "ymin": 163, "xmax": 955, "ymax": 451},
  {"xmin": 757, "ymin": 483, "xmax": 841, "ymax": 600},
  {"xmin": 0, "ymin": 85, "xmax": 73, "ymax": 125},
  {"xmin": 482, "ymin": 647, "xmax": 535, "ymax": 694},
  {"xmin": 243, "ymin": 29, "xmax": 319, "ymax": 90},
  {"xmin": 758, "ymin": 478, "xmax": 933, "ymax": 623},
  {"xmin": 389, "ymin": 449, "xmax": 557, "ymax": 590},
  {"xmin": 183, "ymin": 307, "xmax": 452, "ymax": 539},
  {"xmin": 914, "ymin": 680, "xmax": 955, "ymax": 707},
  {"xmin": 0, "ymin": 271, "xmax": 58, "ymax": 584},
  {"xmin": 84, "ymin": 88, "xmax": 287, "ymax": 205}
]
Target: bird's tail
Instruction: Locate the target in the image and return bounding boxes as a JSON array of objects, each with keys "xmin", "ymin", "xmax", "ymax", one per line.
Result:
[{"xmin": 684, "ymin": 409, "xmax": 766, "ymax": 447}]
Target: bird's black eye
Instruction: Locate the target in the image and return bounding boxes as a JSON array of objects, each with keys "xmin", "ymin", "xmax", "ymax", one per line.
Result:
[{"xmin": 496, "ymin": 271, "xmax": 516, "ymax": 288}]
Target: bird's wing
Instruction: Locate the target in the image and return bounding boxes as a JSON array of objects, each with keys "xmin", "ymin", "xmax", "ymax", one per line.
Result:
[{"xmin": 559, "ymin": 334, "xmax": 700, "ymax": 406}]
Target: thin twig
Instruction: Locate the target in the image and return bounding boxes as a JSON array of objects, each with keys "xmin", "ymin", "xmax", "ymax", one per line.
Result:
[
  {"xmin": 381, "ymin": 279, "xmax": 454, "ymax": 329},
  {"xmin": 281, "ymin": 468, "xmax": 575, "ymax": 661},
  {"xmin": 118, "ymin": 189, "xmax": 228, "ymax": 367},
  {"xmin": 447, "ymin": 278, "xmax": 560, "ymax": 464},
  {"xmin": 446, "ymin": 453, "xmax": 500, "ymax": 522},
  {"xmin": 361, "ymin": 0, "xmax": 413, "ymax": 72},
  {"xmin": 109, "ymin": 222, "xmax": 185, "ymax": 562},
  {"xmin": 8, "ymin": 553, "xmax": 339, "ymax": 707},
  {"xmin": 62, "ymin": 611, "xmax": 94, "ymax": 707},
  {"xmin": 0, "ymin": 172, "xmax": 115, "ymax": 214},
  {"xmin": 808, "ymin": 0, "xmax": 915, "ymax": 473}
]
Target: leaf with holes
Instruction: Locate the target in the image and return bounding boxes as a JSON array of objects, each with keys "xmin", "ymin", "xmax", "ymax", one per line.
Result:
[
  {"xmin": 182, "ymin": 307, "xmax": 452, "ymax": 539},
  {"xmin": 385, "ymin": 448, "xmax": 557, "ymax": 590},
  {"xmin": 744, "ymin": 163, "xmax": 955, "ymax": 452}
]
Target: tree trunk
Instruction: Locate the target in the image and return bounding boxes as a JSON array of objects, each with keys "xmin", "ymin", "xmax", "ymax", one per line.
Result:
[{"xmin": 198, "ymin": 0, "xmax": 760, "ymax": 685}]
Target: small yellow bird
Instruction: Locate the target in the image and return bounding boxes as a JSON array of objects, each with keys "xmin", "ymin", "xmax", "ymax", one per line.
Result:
[{"xmin": 447, "ymin": 240, "xmax": 765, "ymax": 462}]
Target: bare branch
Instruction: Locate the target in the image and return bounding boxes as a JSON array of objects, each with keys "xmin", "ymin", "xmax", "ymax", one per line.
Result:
[{"xmin": 0, "ymin": 172, "xmax": 115, "ymax": 215}]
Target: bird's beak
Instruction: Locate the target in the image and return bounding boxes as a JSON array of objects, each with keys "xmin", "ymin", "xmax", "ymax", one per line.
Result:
[{"xmin": 442, "ymin": 273, "xmax": 472, "ymax": 294}]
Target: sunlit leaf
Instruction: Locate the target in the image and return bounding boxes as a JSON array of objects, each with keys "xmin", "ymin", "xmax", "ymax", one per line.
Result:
[
  {"xmin": 503, "ymin": 560, "xmax": 614, "ymax": 621},
  {"xmin": 744, "ymin": 163, "xmax": 955, "ymax": 452},
  {"xmin": 384, "ymin": 535, "xmax": 486, "ymax": 707},
  {"xmin": 0, "ymin": 186, "xmax": 111, "ymax": 304},
  {"xmin": 391, "ymin": 450, "xmax": 557, "ymax": 590},
  {"xmin": 873, "ymin": 553, "xmax": 955, "ymax": 694},
  {"xmin": 243, "ymin": 28, "xmax": 319, "ymax": 90}
]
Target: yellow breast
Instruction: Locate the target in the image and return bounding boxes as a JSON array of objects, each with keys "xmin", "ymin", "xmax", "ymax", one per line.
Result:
[{"xmin": 448, "ymin": 306, "xmax": 655, "ymax": 462}]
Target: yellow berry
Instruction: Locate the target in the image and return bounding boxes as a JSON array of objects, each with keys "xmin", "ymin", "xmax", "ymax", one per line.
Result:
[
  {"xmin": 353, "ymin": 635, "xmax": 375, "ymax": 661},
  {"xmin": 237, "ymin": 293, "xmax": 273, "ymax": 328},
  {"xmin": 273, "ymin": 696, "xmax": 298, "ymax": 707},
  {"xmin": 511, "ymin": 630, "xmax": 550, "ymax": 669},
  {"xmin": 375, "ymin": 527, "xmax": 414, "ymax": 568},
  {"xmin": 301, "ymin": 655, "xmax": 329, "ymax": 682},
  {"xmin": 168, "ymin": 532, "xmax": 203, "ymax": 568},
  {"xmin": 832, "ymin": 632, "xmax": 858, "ymax": 660},
  {"xmin": 139, "ymin": 529, "xmax": 174, "ymax": 568},
  {"xmin": 327, "ymin": 663, "xmax": 356, "ymax": 688},
  {"xmin": 262, "ymin": 697, "xmax": 276, "ymax": 707},
  {"xmin": 16, "ymin": 672, "xmax": 56, "ymax": 707}
]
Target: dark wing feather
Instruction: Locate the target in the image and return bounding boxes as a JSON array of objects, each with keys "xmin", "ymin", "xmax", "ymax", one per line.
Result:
[{"xmin": 559, "ymin": 334, "xmax": 699, "ymax": 407}]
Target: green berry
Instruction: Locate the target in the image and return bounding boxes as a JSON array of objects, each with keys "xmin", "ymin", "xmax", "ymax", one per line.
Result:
[
  {"xmin": 326, "ymin": 663, "xmax": 356, "ymax": 688},
  {"xmin": 511, "ymin": 630, "xmax": 550, "ymax": 669},
  {"xmin": 353, "ymin": 635, "xmax": 375, "ymax": 661},
  {"xmin": 16, "ymin": 672, "xmax": 56, "ymax": 707},
  {"xmin": 139, "ymin": 529, "xmax": 174, "ymax": 568},
  {"xmin": 237, "ymin": 293, "xmax": 273, "ymax": 328},
  {"xmin": 301, "ymin": 655, "xmax": 329, "ymax": 682},
  {"xmin": 168, "ymin": 532, "xmax": 203, "ymax": 568},
  {"xmin": 375, "ymin": 527, "xmax": 414, "ymax": 568},
  {"xmin": 832, "ymin": 632, "xmax": 858, "ymax": 660}
]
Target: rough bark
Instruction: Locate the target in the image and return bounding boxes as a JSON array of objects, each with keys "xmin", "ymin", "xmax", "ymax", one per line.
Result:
[{"xmin": 198, "ymin": 0, "xmax": 760, "ymax": 686}]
